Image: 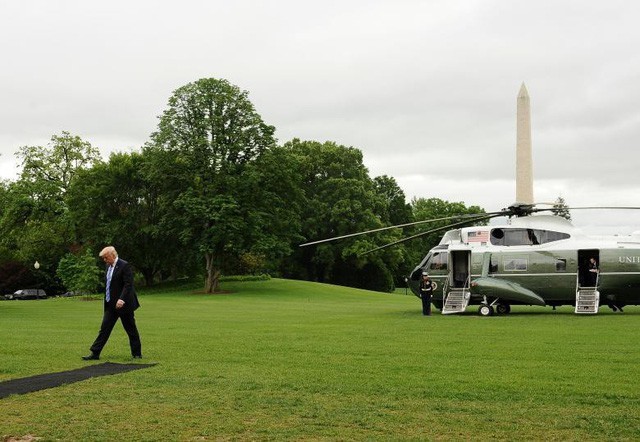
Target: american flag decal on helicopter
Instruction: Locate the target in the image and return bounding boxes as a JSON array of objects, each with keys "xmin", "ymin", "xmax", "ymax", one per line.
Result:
[{"xmin": 467, "ymin": 230, "xmax": 490, "ymax": 243}]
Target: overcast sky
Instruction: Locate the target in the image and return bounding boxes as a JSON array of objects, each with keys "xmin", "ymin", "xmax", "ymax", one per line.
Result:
[{"xmin": 2, "ymin": 0, "xmax": 640, "ymax": 234}]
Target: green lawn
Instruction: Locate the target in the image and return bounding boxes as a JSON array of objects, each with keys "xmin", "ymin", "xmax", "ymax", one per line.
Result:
[{"xmin": 1, "ymin": 278, "xmax": 639, "ymax": 441}]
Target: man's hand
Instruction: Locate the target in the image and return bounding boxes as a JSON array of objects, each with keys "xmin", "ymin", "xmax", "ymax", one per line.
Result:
[{"xmin": 116, "ymin": 299, "xmax": 125, "ymax": 309}]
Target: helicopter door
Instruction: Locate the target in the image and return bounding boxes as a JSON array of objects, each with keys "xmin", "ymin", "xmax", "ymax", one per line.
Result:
[
  {"xmin": 442, "ymin": 250, "xmax": 472, "ymax": 314},
  {"xmin": 449, "ymin": 250, "xmax": 471, "ymax": 289},
  {"xmin": 576, "ymin": 249, "xmax": 600, "ymax": 314},
  {"xmin": 578, "ymin": 249, "xmax": 600, "ymax": 288}
]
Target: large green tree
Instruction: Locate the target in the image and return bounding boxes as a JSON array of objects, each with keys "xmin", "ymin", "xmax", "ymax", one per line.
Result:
[
  {"xmin": 283, "ymin": 139, "xmax": 405, "ymax": 292},
  {"xmin": 0, "ymin": 132, "xmax": 101, "ymax": 292},
  {"xmin": 146, "ymin": 78, "xmax": 276, "ymax": 292}
]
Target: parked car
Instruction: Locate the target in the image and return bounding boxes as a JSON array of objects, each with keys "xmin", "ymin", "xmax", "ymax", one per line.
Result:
[{"xmin": 6, "ymin": 289, "xmax": 47, "ymax": 300}]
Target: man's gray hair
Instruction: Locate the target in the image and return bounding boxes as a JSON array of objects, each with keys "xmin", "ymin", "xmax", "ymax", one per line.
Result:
[{"xmin": 99, "ymin": 246, "xmax": 118, "ymax": 258}]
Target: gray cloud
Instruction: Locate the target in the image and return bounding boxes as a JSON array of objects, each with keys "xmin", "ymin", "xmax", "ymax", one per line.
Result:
[{"xmin": 2, "ymin": 0, "xmax": 640, "ymax": 233}]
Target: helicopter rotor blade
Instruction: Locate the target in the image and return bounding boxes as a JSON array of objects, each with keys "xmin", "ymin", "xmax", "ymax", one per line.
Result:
[
  {"xmin": 534, "ymin": 206, "xmax": 640, "ymax": 212},
  {"xmin": 298, "ymin": 211, "xmax": 505, "ymax": 247},
  {"xmin": 524, "ymin": 205, "xmax": 640, "ymax": 217},
  {"xmin": 359, "ymin": 212, "xmax": 502, "ymax": 256},
  {"xmin": 498, "ymin": 204, "xmax": 640, "ymax": 217}
]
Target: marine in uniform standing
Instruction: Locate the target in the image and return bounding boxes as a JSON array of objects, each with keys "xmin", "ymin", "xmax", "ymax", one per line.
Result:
[{"xmin": 419, "ymin": 271, "xmax": 434, "ymax": 316}]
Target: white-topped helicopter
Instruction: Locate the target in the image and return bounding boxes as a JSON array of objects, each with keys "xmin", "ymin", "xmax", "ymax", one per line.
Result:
[
  {"xmin": 405, "ymin": 203, "xmax": 640, "ymax": 316},
  {"xmin": 302, "ymin": 202, "xmax": 640, "ymax": 316}
]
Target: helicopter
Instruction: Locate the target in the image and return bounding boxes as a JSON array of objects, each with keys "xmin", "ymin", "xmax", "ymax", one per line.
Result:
[
  {"xmin": 405, "ymin": 203, "xmax": 640, "ymax": 316},
  {"xmin": 301, "ymin": 202, "xmax": 640, "ymax": 316}
]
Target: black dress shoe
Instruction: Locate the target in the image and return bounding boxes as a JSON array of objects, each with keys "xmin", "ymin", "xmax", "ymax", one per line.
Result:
[
  {"xmin": 82, "ymin": 353, "xmax": 99, "ymax": 360},
  {"xmin": 132, "ymin": 355, "xmax": 142, "ymax": 359}
]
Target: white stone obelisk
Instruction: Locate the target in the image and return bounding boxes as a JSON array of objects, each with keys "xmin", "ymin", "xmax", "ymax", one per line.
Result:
[{"xmin": 516, "ymin": 83, "xmax": 533, "ymax": 204}]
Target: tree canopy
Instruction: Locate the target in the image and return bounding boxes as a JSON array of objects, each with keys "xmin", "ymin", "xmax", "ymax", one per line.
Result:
[
  {"xmin": 146, "ymin": 78, "xmax": 277, "ymax": 292},
  {"xmin": 281, "ymin": 139, "xmax": 408, "ymax": 292},
  {"xmin": 0, "ymin": 132, "xmax": 101, "ymax": 292},
  {"xmin": 0, "ymin": 78, "xmax": 488, "ymax": 295}
]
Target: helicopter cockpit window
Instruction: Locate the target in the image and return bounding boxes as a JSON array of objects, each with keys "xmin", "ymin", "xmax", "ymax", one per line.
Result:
[
  {"xmin": 491, "ymin": 228, "xmax": 570, "ymax": 246},
  {"xmin": 410, "ymin": 253, "xmax": 432, "ymax": 280},
  {"xmin": 429, "ymin": 252, "xmax": 448, "ymax": 271}
]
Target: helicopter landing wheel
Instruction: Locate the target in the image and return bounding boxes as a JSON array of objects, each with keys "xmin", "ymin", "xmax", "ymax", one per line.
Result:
[
  {"xmin": 478, "ymin": 304, "xmax": 494, "ymax": 316},
  {"xmin": 496, "ymin": 303, "xmax": 511, "ymax": 315}
]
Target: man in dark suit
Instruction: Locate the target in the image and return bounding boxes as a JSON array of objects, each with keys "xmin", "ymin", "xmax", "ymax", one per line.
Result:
[{"xmin": 82, "ymin": 246, "xmax": 142, "ymax": 360}]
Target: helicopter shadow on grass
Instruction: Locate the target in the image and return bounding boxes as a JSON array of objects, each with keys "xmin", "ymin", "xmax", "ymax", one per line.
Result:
[
  {"xmin": 392, "ymin": 306, "xmax": 640, "ymax": 318},
  {"xmin": 505, "ymin": 306, "xmax": 640, "ymax": 316}
]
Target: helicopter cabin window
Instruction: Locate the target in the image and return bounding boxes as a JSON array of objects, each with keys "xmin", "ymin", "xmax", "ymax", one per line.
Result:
[
  {"xmin": 545, "ymin": 231, "xmax": 571, "ymax": 242},
  {"xmin": 429, "ymin": 252, "xmax": 448, "ymax": 271},
  {"xmin": 555, "ymin": 258, "xmax": 567, "ymax": 272},
  {"xmin": 491, "ymin": 228, "xmax": 570, "ymax": 246},
  {"xmin": 504, "ymin": 258, "xmax": 528, "ymax": 271}
]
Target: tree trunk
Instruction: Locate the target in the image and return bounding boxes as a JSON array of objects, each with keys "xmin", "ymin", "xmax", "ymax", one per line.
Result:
[
  {"xmin": 141, "ymin": 268, "xmax": 155, "ymax": 287},
  {"xmin": 205, "ymin": 253, "xmax": 221, "ymax": 293}
]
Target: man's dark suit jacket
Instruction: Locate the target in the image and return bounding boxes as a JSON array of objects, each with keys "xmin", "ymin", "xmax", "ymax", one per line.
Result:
[{"xmin": 106, "ymin": 258, "xmax": 140, "ymax": 311}]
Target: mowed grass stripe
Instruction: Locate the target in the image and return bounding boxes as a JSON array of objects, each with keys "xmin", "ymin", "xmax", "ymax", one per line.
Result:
[{"xmin": 1, "ymin": 278, "xmax": 639, "ymax": 440}]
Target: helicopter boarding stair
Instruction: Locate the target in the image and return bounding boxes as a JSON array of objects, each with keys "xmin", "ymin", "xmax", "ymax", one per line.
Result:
[
  {"xmin": 575, "ymin": 289, "xmax": 599, "ymax": 314},
  {"xmin": 442, "ymin": 276, "xmax": 471, "ymax": 314},
  {"xmin": 575, "ymin": 274, "xmax": 599, "ymax": 314}
]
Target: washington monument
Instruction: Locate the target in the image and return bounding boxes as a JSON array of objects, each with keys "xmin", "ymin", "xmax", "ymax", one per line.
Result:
[{"xmin": 516, "ymin": 83, "xmax": 533, "ymax": 204}]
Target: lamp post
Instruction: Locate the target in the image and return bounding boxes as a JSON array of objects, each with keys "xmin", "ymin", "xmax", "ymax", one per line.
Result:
[{"xmin": 33, "ymin": 261, "xmax": 41, "ymax": 299}]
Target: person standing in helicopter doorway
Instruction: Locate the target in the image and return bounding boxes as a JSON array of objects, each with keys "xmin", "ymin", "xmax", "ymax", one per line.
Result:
[
  {"xmin": 587, "ymin": 257, "xmax": 599, "ymax": 287},
  {"xmin": 419, "ymin": 271, "xmax": 434, "ymax": 316}
]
